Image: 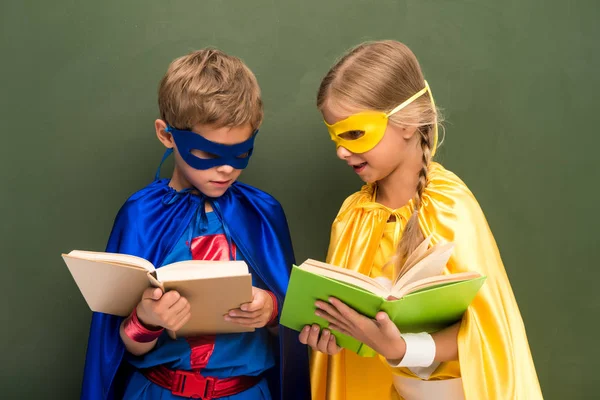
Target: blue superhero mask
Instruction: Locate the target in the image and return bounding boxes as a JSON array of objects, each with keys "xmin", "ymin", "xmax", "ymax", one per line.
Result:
[{"xmin": 166, "ymin": 125, "xmax": 258, "ymax": 170}]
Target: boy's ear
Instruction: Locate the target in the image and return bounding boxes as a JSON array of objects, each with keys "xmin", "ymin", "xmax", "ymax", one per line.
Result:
[{"xmin": 155, "ymin": 119, "xmax": 174, "ymax": 148}]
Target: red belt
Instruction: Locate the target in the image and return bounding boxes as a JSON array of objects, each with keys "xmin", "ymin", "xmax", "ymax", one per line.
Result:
[{"xmin": 143, "ymin": 365, "xmax": 261, "ymax": 399}]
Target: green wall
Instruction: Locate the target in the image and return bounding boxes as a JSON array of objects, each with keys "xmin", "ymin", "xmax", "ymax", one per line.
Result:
[{"xmin": 1, "ymin": 0, "xmax": 598, "ymax": 398}]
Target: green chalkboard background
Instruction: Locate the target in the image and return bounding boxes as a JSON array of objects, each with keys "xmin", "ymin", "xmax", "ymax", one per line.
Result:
[{"xmin": 1, "ymin": 0, "xmax": 598, "ymax": 398}]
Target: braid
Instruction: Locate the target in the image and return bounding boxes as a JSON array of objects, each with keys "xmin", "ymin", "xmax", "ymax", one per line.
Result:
[
  {"xmin": 415, "ymin": 127, "xmax": 431, "ymax": 210},
  {"xmin": 394, "ymin": 126, "xmax": 433, "ymax": 269}
]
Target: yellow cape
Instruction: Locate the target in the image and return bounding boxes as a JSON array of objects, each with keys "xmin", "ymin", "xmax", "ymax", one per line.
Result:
[{"xmin": 310, "ymin": 162, "xmax": 543, "ymax": 399}]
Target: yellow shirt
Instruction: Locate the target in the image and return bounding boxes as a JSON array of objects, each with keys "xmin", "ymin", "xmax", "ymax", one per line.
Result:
[{"xmin": 310, "ymin": 162, "xmax": 543, "ymax": 400}]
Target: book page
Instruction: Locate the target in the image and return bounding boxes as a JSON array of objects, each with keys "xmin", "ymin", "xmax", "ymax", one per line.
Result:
[
  {"xmin": 156, "ymin": 260, "xmax": 249, "ymax": 282},
  {"xmin": 394, "ymin": 271, "xmax": 481, "ymax": 298},
  {"xmin": 374, "ymin": 276, "xmax": 393, "ymax": 291},
  {"xmin": 62, "ymin": 253, "xmax": 151, "ymax": 316},
  {"xmin": 391, "ymin": 242, "xmax": 454, "ymax": 294},
  {"xmin": 396, "ymin": 235, "xmax": 433, "ymax": 279},
  {"xmin": 300, "ymin": 259, "xmax": 389, "ymax": 297},
  {"xmin": 67, "ymin": 250, "xmax": 155, "ymax": 272}
]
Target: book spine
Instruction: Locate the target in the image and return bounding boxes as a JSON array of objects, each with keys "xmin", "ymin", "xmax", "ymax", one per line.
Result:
[
  {"xmin": 146, "ymin": 271, "xmax": 165, "ymax": 292},
  {"xmin": 356, "ymin": 343, "xmax": 377, "ymax": 358}
]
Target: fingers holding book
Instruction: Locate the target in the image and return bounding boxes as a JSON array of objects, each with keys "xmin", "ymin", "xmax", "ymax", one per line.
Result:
[
  {"xmin": 136, "ymin": 288, "xmax": 192, "ymax": 332},
  {"xmin": 314, "ymin": 297, "xmax": 406, "ymax": 360},
  {"xmin": 313, "ymin": 300, "xmax": 353, "ymax": 335},
  {"xmin": 299, "ymin": 325, "xmax": 342, "ymax": 355},
  {"xmin": 225, "ymin": 286, "xmax": 274, "ymax": 328}
]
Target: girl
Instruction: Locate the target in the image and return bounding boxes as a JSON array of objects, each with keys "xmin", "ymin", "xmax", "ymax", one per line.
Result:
[{"xmin": 299, "ymin": 40, "xmax": 543, "ymax": 400}]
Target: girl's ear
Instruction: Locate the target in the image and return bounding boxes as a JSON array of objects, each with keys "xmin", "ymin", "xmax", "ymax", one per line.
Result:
[
  {"xmin": 155, "ymin": 119, "xmax": 174, "ymax": 148},
  {"xmin": 400, "ymin": 125, "xmax": 419, "ymax": 140}
]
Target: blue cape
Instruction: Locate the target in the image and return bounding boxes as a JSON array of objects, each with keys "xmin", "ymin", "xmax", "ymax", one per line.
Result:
[{"xmin": 81, "ymin": 178, "xmax": 310, "ymax": 399}]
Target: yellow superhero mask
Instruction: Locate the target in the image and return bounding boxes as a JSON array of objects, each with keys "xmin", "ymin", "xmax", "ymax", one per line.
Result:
[{"xmin": 325, "ymin": 80, "xmax": 438, "ymax": 155}]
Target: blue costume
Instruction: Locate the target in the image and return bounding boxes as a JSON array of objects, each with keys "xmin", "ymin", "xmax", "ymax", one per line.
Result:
[
  {"xmin": 123, "ymin": 209, "xmax": 275, "ymax": 399},
  {"xmin": 80, "ymin": 145, "xmax": 310, "ymax": 398}
]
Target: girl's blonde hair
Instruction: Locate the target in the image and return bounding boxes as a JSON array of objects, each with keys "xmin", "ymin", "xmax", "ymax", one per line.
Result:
[{"xmin": 317, "ymin": 40, "xmax": 441, "ymax": 267}]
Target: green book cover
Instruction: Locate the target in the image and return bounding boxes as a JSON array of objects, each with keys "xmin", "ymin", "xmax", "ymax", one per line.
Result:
[{"xmin": 280, "ymin": 265, "xmax": 486, "ymax": 357}]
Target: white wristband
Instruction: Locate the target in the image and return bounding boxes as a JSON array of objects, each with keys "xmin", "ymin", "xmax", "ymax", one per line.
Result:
[{"xmin": 388, "ymin": 332, "xmax": 436, "ymax": 368}]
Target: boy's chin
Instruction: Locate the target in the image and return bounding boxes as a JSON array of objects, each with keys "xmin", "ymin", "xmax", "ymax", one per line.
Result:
[{"xmin": 195, "ymin": 182, "xmax": 233, "ymax": 198}]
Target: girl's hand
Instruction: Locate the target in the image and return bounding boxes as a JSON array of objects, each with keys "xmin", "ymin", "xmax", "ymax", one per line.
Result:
[
  {"xmin": 314, "ymin": 297, "xmax": 406, "ymax": 360},
  {"xmin": 225, "ymin": 286, "xmax": 274, "ymax": 328},
  {"xmin": 299, "ymin": 324, "xmax": 342, "ymax": 355}
]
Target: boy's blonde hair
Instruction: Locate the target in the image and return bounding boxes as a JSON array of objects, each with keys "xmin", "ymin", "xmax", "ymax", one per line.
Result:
[
  {"xmin": 159, "ymin": 49, "xmax": 263, "ymax": 130},
  {"xmin": 317, "ymin": 40, "xmax": 441, "ymax": 267}
]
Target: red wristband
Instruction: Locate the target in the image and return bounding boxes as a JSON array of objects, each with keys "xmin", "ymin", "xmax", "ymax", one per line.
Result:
[
  {"xmin": 123, "ymin": 307, "xmax": 164, "ymax": 343},
  {"xmin": 265, "ymin": 291, "xmax": 279, "ymax": 327}
]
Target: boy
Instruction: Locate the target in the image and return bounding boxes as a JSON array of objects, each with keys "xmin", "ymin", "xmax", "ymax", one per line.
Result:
[{"xmin": 81, "ymin": 49, "xmax": 310, "ymax": 400}]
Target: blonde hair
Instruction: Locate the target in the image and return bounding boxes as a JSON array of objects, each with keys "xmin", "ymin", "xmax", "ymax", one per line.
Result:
[
  {"xmin": 317, "ymin": 40, "xmax": 441, "ymax": 266},
  {"xmin": 158, "ymin": 48, "xmax": 263, "ymax": 130}
]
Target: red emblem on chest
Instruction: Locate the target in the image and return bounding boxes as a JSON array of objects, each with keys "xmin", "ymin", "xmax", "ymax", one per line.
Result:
[
  {"xmin": 184, "ymin": 234, "xmax": 236, "ymax": 368},
  {"xmin": 189, "ymin": 234, "xmax": 237, "ymax": 261}
]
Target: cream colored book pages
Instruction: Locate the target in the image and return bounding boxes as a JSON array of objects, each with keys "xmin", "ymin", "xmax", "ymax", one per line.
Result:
[
  {"xmin": 396, "ymin": 236, "xmax": 433, "ymax": 279},
  {"xmin": 394, "ymin": 271, "xmax": 481, "ymax": 298},
  {"xmin": 156, "ymin": 260, "xmax": 249, "ymax": 282},
  {"xmin": 67, "ymin": 250, "xmax": 155, "ymax": 272},
  {"xmin": 62, "ymin": 254, "xmax": 149, "ymax": 317},
  {"xmin": 301, "ymin": 260, "xmax": 389, "ymax": 297},
  {"xmin": 304, "ymin": 259, "xmax": 383, "ymax": 287},
  {"xmin": 392, "ymin": 242, "xmax": 455, "ymax": 293}
]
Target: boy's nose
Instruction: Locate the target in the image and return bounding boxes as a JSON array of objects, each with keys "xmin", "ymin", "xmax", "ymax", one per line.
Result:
[{"xmin": 216, "ymin": 164, "xmax": 235, "ymax": 174}]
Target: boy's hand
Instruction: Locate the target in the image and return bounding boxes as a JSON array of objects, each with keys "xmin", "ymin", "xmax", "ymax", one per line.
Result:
[
  {"xmin": 136, "ymin": 288, "xmax": 191, "ymax": 331},
  {"xmin": 225, "ymin": 286, "xmax": 273, "ymax": 328}
]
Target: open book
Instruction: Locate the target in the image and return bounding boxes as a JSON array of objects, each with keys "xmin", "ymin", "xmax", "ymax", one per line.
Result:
[
  {"xmin": 62, "ymin": 250, "xmax": 253, "ymax": 337},
  {"xmin": 280, "ymin": 237, "xmax": 486, "ymax": 356}
]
